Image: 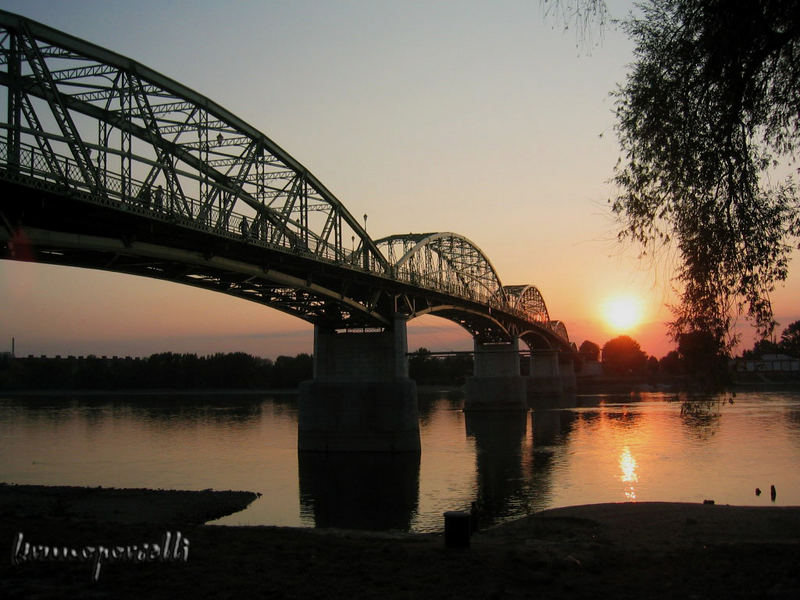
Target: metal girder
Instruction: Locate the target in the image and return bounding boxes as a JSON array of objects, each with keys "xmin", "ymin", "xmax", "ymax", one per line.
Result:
[{"xmin": 49, "ymin": 63, "xmax": 118, "ymax": 82}]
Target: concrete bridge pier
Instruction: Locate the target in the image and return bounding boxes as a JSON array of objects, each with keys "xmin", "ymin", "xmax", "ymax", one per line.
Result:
[
  {"xmin": 527, "ymin": 349, "xmax": 563, "ymax": 406},
  {"xmin": 464, "ymin": 338, "xmax": 527, "ymax": 411},
  {"xmin": 559, "ymin": 353, "xmax": 577, "ymax": 393},
  {"xmin": 298, "ymin": 318, "xmax": 420, "ymax": 452}
]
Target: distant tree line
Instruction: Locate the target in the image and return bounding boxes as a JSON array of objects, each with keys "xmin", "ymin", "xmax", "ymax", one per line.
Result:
[
  {"xmin": 578, "ymin": 320, "xmax": 800, "ymax": 383},
  {"xmin": 408, "ymin": 348, "xmax": 473, "ymax": 385},
  {"xmin": 580, "ymin": 334, "xmax": 726, "ymax": 380},
  {"xmin": 742, "ymin": 320, "xmax": 800, "ymax": 360},
  {"xmin": 1, "ymin": 348, "xmax": 476, "ymax": 390},
  {"xmin": 7, "ymin": 321, "xmax": 798, "ymax": 391},
  {"xmin": 0, "ymin": 352, "xmax": 312, "ymax": 391}
]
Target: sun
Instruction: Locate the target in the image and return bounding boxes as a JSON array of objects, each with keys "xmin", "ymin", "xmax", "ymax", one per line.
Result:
[{"xmin": 603, "ymin": 296, "xmax": 642, "ymax": 332}]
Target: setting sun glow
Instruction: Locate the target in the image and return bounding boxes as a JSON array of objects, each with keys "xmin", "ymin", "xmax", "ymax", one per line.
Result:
[{"xmin": 603, "ymin": 296, "xmax": 642, "ymax": 332}]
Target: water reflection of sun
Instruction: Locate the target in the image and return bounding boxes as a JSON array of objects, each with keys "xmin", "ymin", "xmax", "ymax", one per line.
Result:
[{"xmin": 619, "ymin": 446, "xmax": 639, "ymax": 500}]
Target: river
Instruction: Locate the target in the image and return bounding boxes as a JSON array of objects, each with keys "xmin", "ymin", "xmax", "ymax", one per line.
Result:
[{"xmin": 1, "ymin": 389, "xmax": 798, "ymax": 532}]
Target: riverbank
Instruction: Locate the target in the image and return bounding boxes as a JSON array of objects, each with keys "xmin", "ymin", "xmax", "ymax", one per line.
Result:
[
  {"xmin": 0, "ymin": 483, "xmax": 260, "ymax": 523},
  {"xmin": 4, "ymin": 377, "xmax": 800, "ymax": 398},
  {"xmin": 1, "ymin": 484, "xmax": 798, "ymax": 598},
  {"xmin": 0, "ymin": 388, "xmax": 299, "ymax": 397},
  {"xmin": 576, "ymin": 373, "xmax": 800, "ymax": 393}
]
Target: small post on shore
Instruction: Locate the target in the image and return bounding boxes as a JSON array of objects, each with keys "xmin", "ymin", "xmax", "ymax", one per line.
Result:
[{"xmin": 444, "ymin": 511, "xmax": 471, "ymax": 548}]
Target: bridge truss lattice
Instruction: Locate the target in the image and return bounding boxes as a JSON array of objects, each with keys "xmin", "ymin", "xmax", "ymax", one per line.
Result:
[{"xmin": 0, "ymin": 10, "xmax": 387, "ymax": 272}]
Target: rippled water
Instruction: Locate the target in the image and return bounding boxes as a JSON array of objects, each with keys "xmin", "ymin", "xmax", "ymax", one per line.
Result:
[{"xmin": 1, "ymin": 390, "xmax": 798, "ymax": 532}]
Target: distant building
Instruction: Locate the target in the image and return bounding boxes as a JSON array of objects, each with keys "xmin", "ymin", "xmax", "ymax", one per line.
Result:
[{"xmin": 736, "ymin": 353, "xmax": 800, "ymax": 373}]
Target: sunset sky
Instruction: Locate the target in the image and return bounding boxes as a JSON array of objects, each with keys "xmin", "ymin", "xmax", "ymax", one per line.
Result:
[{"xmin": 1, "ymin": 0, "xmax": 798, "ymax": 360}]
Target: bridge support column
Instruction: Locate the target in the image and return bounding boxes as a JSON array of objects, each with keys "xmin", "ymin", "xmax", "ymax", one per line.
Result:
[
  {"xmin": 559, "ymin": 353, "xmax": 577, "ymax": 393},
  {"xmin": 464, "ymin": 339, "xmax": 527, "ymax": 411},
  {"xmin": 527, "ymin": 349, "xmax": 563, "ymax": 405},
  {"xmin": 298, "ymin": 318, "xmax": 419, "ymax": 452}
]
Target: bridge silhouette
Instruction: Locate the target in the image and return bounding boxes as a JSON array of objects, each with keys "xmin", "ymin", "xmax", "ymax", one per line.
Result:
[{"xmin": 0, "ymin": 11, "xmax": 575, "ymax": 451}]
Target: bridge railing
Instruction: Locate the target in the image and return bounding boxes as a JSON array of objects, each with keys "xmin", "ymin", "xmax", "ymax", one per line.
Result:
[{"xmin": 0, "ymin": 137, "xmax": 365, "ymax": 267}]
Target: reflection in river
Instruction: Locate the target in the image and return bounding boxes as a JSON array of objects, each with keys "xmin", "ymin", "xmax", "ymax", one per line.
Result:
[
  {"xmin": 1, "ymin": 390, "xmax": 799, "ymax": 532},
  {"xmin": 619, "ymin": 446, "xmax": 639, "ymax": 500},
  {"xmin": 465, "ymin": 411, "xmax": 528, "ymax": 527},
  {"xmin": 298, "ymin": 452, "xmax": 420, "ymax": 530}
]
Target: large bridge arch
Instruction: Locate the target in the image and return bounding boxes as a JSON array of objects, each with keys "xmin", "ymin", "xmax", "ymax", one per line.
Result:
[{"xmin": 0, "ymin": 9, "xmax": 389, "ymax": 275}]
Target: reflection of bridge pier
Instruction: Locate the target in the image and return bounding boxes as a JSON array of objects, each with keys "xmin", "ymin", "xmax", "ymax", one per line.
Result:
[
  {"xmin": 298, "ymin": 451, "xmax": 420, "ymax": 530},
  {"xmin": 464, "ymin": 339, "xmax": 527, "ymax": 411},
  {"xmin": 465, "ymin": 410, "xmax": 528, "ymax": 527},
  {"xmin": 298, "ymin": 319, "xmax": 420, "ymax": 452}
]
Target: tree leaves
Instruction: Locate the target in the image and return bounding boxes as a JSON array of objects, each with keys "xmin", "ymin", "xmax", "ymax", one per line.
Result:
[{"xmin": 612, "ymin": 0, "xmax": 800, "ymax": 354}]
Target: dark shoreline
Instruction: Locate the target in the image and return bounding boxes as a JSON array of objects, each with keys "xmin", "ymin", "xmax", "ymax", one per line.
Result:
[
  {"xmin": 1, "ymin": 484, "xmax": 798, "ymax": 598},
  {"xmin": 0, "ymin": 388, "xmax": 300, "ymax": 397},
  {"xmin": 0, "ymin": 483, "xmax": 260, "ymax": 524},
  {"xmin": 3, "ymin": 379, "xmax": 800, "ymax": 398}
]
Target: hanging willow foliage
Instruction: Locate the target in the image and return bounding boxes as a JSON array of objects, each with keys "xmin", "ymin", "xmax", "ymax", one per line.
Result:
[{"xmin": 611, "ymin": 0, "xmax": 800, "ymax": 353}]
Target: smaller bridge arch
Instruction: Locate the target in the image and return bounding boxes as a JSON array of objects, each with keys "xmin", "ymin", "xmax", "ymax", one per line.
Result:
[
  {"xmin": 550, "ymin": 320, "xmax": 569, "ymax": 342},
  {"xmin": 375, "ymin": 232, "xmax": 506, "ymax": 306},
  {"xmin": 503, "ymin": 284, "xmax": 550, "ymax": 324},
  {"xmin": 411, "ymin": 305, "xmax": 513, "ymax": 345}
]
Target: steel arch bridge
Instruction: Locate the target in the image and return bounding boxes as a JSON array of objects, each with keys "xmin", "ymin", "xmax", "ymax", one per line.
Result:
[{"xmin": 0, "ymin": 10, "xmax": 572, "ymax": 353}]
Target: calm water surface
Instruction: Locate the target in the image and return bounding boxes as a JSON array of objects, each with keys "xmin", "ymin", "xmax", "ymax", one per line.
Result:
[{"xmin": 1, "ymin": 390, "xmax": 799, "ymax": 532}]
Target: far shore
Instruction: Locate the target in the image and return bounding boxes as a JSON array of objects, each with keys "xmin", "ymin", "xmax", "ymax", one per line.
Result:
[
  {"xmin": 2, "ymin": 377, "xmax": 799, "ymax": 398},
  {"xmin": 1, "ymin": 483, "xmax": 798, "ymax": 598}
]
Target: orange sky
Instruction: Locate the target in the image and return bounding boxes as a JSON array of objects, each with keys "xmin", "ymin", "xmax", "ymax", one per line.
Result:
[{"xmin": 1, "ymin": 1, "xmax": 798, "ymax": 360}]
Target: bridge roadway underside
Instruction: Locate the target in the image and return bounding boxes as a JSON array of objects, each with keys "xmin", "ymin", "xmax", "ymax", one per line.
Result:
[
  {"xmin": 0, "ymin": 180, "xmax": 402, "ymax": 327},
  {"xmin": 0, "ymin": 179, "xmax": 487, "ymax": 332}
]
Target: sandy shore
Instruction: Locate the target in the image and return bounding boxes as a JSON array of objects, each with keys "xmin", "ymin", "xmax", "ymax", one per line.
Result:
[
  {"xmin": 1, "ymin": 484, "xmax": 798, "ymax": 599},
  {"xmin": 0, "ymin": 483, "xmax": 260, "ymax": 524}
]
